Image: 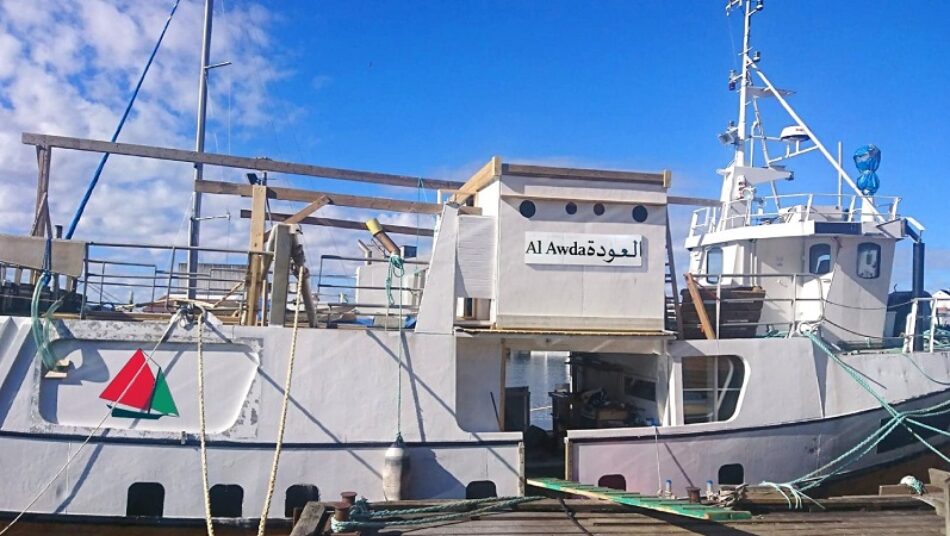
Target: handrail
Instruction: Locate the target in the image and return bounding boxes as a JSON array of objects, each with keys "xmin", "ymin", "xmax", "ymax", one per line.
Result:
[{"xmin": 688, "ymin": 192, "xmax": 903, "ymax": 236}]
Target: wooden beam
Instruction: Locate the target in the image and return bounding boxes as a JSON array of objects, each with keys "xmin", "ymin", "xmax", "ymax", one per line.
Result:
[
  {"xmin": 243, "ymin": 185, "xmax": 267, "ymax": 326},
  {"xmin": 31, "ymin": 145, "xmax": 51, "ymax": 238},
  {"xmin": 196, "ymin": 179, "xmax": 480, "ymax": 215},
  {"xmin": 240, "ymin": 210, "xmax": 434, "ymax": 237},
  {"xmin": 502, "ymin": 163, "xmax": 667, "ymax": 186},
  {"xmin": 451, "ymin": 156, "xmax": 502, "ymax": 204},
  {"xmin": 21, "ymin": 132, "xmax": 463, "ymax": 190},
  {"xmin": 283, "ymin": 195, "xmax": 330, "ymax": 225},
  {"xmin": 684, "ymin": 273, "xmax": 716, "ymax": 340},
  {"xmin": 667, "ymin": 195, "xmax": 720, "ymax": 207}
]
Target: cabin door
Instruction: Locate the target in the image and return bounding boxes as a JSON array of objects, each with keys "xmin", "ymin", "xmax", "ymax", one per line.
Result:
[{"xmin": 797, "ymin": 240, "xmax": 834, "ymax": 324}]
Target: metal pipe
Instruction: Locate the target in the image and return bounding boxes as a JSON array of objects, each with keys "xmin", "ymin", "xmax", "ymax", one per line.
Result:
[
  {"xmin": 187, "ymin": 0, "xmax": 214, "ymax": 299},
  {"xmin": 366, "ymin": 218, "xmax": 399, "ymax": 255},
  {"xmin": 751, "ymin": 67, "xmax": 880, "ymax": 219},
  {"xmin": 913, "ymin": 240, "xmax": 926, "ymax": 351}
]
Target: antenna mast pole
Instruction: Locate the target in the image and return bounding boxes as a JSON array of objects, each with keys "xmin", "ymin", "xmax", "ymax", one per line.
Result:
[
  {"xmin": 187, "ymin": 0, "xmax": 214, "ymax": 300},
  {"xmin": 735, "ymin": 0, "xmax": 753, "ymax": 168}
]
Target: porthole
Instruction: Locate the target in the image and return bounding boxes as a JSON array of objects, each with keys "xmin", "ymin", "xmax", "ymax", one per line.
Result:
[
  {"xmin": 565, "ymin": 202, "xmax": 577, "ymax": 215},
  {"xmin": 632, "ymin": 205, "xmax": 648, "ymax": 222},
  {"xmin": 593, "ymin": 203, "xmax": 605, "ymax": 216},
  {"xmin": 466, "ymin": 480, "xmax": 497, "ymax": 499},
  {"xmin": 127, "ymin": 482, "xmax": 164, "ymax": 517},
  {"xmin": 519, "ymin": 200, "xmax": 536, "ymax": 218},
  {"xmin": 210, "ymin": 484, "xmax": 244, "ymax": 518}
]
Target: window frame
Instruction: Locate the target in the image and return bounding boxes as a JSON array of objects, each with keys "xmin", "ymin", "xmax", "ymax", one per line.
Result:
[
  {"xmin": 856, "ymin": 242, "xmax": 881, "ymax": 279},
  {"xmin": 681, "ymin": 355, "xmax": 744, "ymax": 424},
  {"xmin": 705, "ymin": 247, "xmax": 724, "ymax": 285},
  {"xmin": 808, "ymin": 243, "xmax": 833, "ymax": 275}
]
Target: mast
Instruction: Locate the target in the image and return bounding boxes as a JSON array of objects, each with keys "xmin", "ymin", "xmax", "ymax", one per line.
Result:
[
  {"xmin": 187, "ymin": 0, "xmax": 214, "ymax": 300},
  {"xmin": 734, "ymin": 0, "xmax": 753, "ymax": 168}
]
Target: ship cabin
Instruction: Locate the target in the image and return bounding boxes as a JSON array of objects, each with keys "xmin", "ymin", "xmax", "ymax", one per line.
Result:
[{"xmin": 684, "ymin": 184, "xmax": 912, "ymax": 347}]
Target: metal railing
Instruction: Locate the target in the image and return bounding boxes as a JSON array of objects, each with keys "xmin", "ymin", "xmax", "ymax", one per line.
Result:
[
  {"xmin": 78, "ymin": 241, "xmax": 268, "ymax": 316},
  {"xmin": 689, "ymin": 193, "xmax": 902, "ymax": 237},
  {"xmin": 683, "ymin": 272, "xmax": 827, "ymax": 338},
  {"xmin": 906, "ymin": 296, "xmax": 950, "ymax": 353},
  {"xmin": 314, "ymin": 254, "xmax": 428, "ymax": 317}
]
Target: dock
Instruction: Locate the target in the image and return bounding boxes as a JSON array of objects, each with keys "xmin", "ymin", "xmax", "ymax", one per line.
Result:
[{"xmin": 289, "ymin": 489, "xmax": 948, "ymax": 535}]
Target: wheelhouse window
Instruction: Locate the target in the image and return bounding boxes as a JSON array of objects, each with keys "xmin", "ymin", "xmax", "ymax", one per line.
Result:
[
  {"xmin": 808, "ymin": 243, "xmax": 832, "ymax": 275},
  {"xmin": 857, "ymin": 242, "xmax": 881, "ymax": 279},
  {"xmin": 682, "ymin": 355, "xmax": 744, "ymax": 424},
  {"xmin": 706, "ymin": 247, "xmax": 723, "ymax": 284}
]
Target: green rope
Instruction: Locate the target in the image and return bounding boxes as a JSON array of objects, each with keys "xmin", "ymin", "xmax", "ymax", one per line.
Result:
[
  {"xmin": 384, "ymin": 254, "xmax": 405, "ymax": 307},
  {"xmin": 331, "ymin": 496, "xmax": 543, "ymax": 532},
  {"xmin": 385, "ymin": 253, "xmax": 406, "ymax": 439},
  {"xmin": 760, "ymin": 330, "xmax": 950, "ymax": 499}
]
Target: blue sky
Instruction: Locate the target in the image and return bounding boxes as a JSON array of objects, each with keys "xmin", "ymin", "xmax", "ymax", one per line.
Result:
[{"xmin": 2, "ymin": 0, "xmax": 949, "ymax": 288}]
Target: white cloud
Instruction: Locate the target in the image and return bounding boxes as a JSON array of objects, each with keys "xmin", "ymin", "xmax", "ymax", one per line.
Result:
[{"xmin": 0, "ymin": 0, "xmax": 286, "ymax": 250}]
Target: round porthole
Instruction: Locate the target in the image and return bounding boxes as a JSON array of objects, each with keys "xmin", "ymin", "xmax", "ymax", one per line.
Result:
[
  {"xmin": 593, "ymin": 203, "xmax": 605, "ymax": 216},
  {"xmin": 565, "ymin": 202, "xmax": 577, "ymax": 215},
  {"xmin": 632, "ymin": 205, "xmax": 648, "ymax": 222},
  {"xmin": 519, "ymin": 200, "xmax": 536, "ymax": 218}
]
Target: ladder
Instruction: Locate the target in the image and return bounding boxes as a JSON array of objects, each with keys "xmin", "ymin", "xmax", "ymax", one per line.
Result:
[
  {"xmin": 526, "ymin": 478, "xmax": 752, "ymax": 522},
  {"xmin": 664, "ymin": 211, "xmax": 684, "ymax": 338}
]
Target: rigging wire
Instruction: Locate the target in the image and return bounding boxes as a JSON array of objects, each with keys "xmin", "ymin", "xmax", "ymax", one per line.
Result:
[{"xmin": 64, "ymin": 0, "xmax": 182, "ymax": 240}]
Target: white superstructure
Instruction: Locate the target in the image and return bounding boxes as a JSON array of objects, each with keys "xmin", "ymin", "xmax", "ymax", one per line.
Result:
[{"xmin": 0, "ymin": 0, "xmax": 946, "ymax": 528}]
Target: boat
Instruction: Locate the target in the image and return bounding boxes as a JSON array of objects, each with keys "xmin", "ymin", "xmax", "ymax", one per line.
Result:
[{"xmin": 0, "ymin": 0, "xmax": 946, "ymax": 530}]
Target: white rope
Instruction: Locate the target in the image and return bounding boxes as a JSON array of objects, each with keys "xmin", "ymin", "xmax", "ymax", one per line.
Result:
[
  {"xmin": 0, "ymin": 311, "xmax": 183, "ymax": 536},
  {"xmin": 196, "ymin": 310, "xmax": 215, "ymax": 536},
  {"xmin": 256, "ymin": 265, "xmax": 305, "ymax": 536}
]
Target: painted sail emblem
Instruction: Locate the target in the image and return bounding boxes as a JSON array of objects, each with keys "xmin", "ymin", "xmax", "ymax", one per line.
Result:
[{"xmin": 99, "ymin": 349, "xmax": 179, "ymax": 419}]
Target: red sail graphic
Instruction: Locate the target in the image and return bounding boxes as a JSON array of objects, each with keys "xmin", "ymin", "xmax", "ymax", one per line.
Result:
[{"xmin": 99, "ymin": 349, "xmax": 156, "ymax": 411}]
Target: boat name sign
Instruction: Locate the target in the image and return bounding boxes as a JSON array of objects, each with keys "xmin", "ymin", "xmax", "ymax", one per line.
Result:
[{"xmin": 524, "ymin": 232, "xmax": 643, "ymax": 266}]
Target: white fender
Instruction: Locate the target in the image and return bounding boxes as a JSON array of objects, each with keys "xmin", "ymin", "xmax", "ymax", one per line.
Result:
[{"xmin": 382, "ymin": 435, "xmax": 410, "ymax": 500}]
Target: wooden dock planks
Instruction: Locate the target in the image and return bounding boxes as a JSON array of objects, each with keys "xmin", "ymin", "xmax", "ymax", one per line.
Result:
[{"xmin": 526, "ymin": 477, "xmax": 753, "ymax": 521}]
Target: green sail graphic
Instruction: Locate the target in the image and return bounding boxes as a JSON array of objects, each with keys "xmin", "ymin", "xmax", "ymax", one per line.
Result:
[{"xmin": 150, "ymin": 368, "xmax": 179, "ymax": 417}]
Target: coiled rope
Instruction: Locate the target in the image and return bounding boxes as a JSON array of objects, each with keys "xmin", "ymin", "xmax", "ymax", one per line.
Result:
[
  {"xmin": 330, "ymin": 496, "xmax": 543, "ymax": 532},
  {"xmin": 256, "ymin": 265, "xmax": 306, "ymax": 536}
]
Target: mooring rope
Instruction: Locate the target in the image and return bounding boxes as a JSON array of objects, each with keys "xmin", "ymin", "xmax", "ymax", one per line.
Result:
[
  {"xmin": 256, "ymin": 265, "xmax": 306, "ymax": 536},
  {"xmin": 195, "ymin": 309, "xmax": 215, "ymax": 536},
  {"xmin": 330, "ymin": 496, "xmax": 543, "ymax": 532},
  {"xmin": 759, "ymin": 329, "xmax": 950, "ymax": 501}
]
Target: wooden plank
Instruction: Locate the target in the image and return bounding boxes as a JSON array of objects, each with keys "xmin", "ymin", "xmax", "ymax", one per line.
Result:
[
  {"xmin": 241, "ymin": 210, "xmax": 434, "ymax": 237},
  {"xmin": 197, "ymin": 179, "xmax": 480, "ymax": 215},
  {"xmin": 268, "ymin": 224, "xmax": 293, "ymax": 327},
  {"xmin": 526, "ymin": 478, "xmax": 751, "ymax": 521},
  {"xmin": 289, "ymin": 502, "xmax": 327, "ymax": 536},
  {"xmin": 0, "ymin": 233, "xmax": 87, "ymax": 278},
  {"xmin": 684, "ymin": 273, "xmax": 716, "ymax": 340},
  {"xmin": 243, "ymin": 185, "xmax": 267, "ymax": 326},
  {"xmin": 282, "ymin": 195, "xmax": 330, "ymax": 225},
  {"xmin": 31, "ymin": 145, "xmax": 51, "ymax": 237},
  {"xmin": 22, "ymin": 132, "xmax": 462, "ymax": 190},
  {"xmin": 451, "ymin": 156, "xmax": 502, "ymax": 204},
  {"xmin": 667, "ymin": 195, "xmax": 720, "ymax": 207},
  {"xmin": 502, "ymin": 163, "xmax": 667, "ymax": 186}
]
